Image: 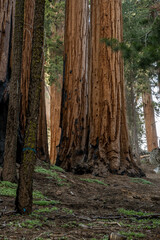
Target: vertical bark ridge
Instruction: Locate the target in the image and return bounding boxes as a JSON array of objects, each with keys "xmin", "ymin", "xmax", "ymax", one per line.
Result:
[
  {"xmin": 57, "ymin": 0, "xmax": 89, "ymax": 171},
  {"xmin": 50, "ymin": 78, "xmax": 62, "ymax": 164},
  {"xmin": 87, "ymin": 0, "xmax": 143, "ymax": 177},
  {"xmin": 2, "ymin": 0, "xmax": 24, "ymax": 182}
]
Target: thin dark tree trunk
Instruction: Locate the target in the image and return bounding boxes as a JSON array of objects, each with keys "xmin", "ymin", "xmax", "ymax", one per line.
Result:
[
  {"xmin": 16, "ymin": 0, "xmax": 45, "ymax": 214},
  {"xmin": 2, "ymin": 0, "xmax": 24, "ymax": 182}
]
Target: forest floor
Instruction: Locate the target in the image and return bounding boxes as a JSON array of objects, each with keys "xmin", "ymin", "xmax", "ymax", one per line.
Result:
[{"xmin": 0, "ymin": 160, "xmax": 160, "ymax": 240}]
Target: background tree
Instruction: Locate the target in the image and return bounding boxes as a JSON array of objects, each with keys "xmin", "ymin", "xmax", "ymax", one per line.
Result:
[
  {"xmin": 0, "ymin": 0, "xmax": 14, "ymax": 166},
  {"xmin": 16, "ymin": 0, "xmax": 45, "ymax": 214},
  {"xmin": 122, "ymin": 0, "xmax": 160, "ymax": 152},
  {"xmin": 2, "ymin": 0, "xmax": 24, "ymax": 182},
  {"xmin": 44, "ymin": 0, "xmax": 65, "ymax": 164}
]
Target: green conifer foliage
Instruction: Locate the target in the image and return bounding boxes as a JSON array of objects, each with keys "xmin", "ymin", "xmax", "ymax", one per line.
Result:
[{"xmin": 44, "ymin": 0, "xmax": 65, "ymax": 86}]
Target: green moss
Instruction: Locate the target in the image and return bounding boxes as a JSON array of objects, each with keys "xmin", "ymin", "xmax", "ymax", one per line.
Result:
[{"xmin": 80, "ymin": 178, "xmax": 108, "ymax": 186}]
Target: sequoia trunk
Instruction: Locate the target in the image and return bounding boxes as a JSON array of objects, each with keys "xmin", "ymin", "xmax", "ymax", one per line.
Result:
[
  {"xmin": 50, "ymin": 78, "xmax": 62, "ymax": 164},
  {"xmin": 56, "ymin": 0, "xmax": 89, "ymax": 171},
  {"xmin": 87, "ymin": 0, "xmax": 143, "ymax": 176},
  {"xmin": 2, "ymin": 0, "xmax": 24, "ymax": 182},
  {"xmin": 0, "ymin": 0, "xmax": 14, "ymax": 166},
  {"xmin": 37, "ymin": 77, "xmax": 49, "ymax": 162},
  {"xmin": 142, "ymin": 88, "xmax": 158, "ymax": 152}
]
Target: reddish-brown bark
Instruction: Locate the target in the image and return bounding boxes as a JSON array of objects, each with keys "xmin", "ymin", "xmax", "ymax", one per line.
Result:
[
  {"xmin": 56, "ymin": 0, "xmax": 89, "ymax": 170},
  {"xmin": 142, "ymin": 90, "xmax": 158, "ymax": 152},
  {"xmin": 87, "ymin": 0, "xmax": 143, "ymax": 176},
  {"xmin": 50, "ymin": 79, "xmax": 62, "ymax": 164},
  {"xmin": 20, "ymin": 0, "xmax": 35, "ymax": 135},
  {"xmin": 0, "ymin": 0, "xmax": 14, "ymax": 166},
  {"xmin": 37, "ymin": 78, "xmax": 49, "ymax": 162}
]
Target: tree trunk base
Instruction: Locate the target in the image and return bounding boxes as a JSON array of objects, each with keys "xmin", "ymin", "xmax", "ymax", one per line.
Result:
[{"xmin": 56, "ymin": 150, "xmax": 145, "ymax": 178}]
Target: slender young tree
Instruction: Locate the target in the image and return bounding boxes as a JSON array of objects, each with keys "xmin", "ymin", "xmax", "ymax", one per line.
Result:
[
  {"xmin": 20, "ymin": 0, "xmax": 49, "ymax": 162},
  {"xmin": 16, "ymin": 0, "xmax": 45, "ymax": 214},
  {"xmin": 2, "ymin": 0, "xmax": 24, "ymax": 182},
  {"xmin": 56, "ymin": 0, "xmax": 89, "ymax": 170}
]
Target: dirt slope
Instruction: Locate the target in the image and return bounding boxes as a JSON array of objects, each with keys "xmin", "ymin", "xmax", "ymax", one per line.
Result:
[{"xmin": 0, "ymin": 160, "xmax": 160, "ymax": 240}]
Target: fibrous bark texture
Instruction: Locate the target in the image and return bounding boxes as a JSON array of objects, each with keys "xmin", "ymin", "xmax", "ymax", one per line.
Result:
[
  {"xmin": 37, "ymin": 78, "xmax": 49, "ymax": 162},
  {"xmin": 20, "ymin": 0, "xmax": 48, "ymax": 162},
  {"xmin": 57, "ymin": 0, "xmax": 143, "ymax": 177},
  {"xmin": 56, "ymin": 0, "xmax": 89, "ymax": 170},
  {"xmin": 2, "ymin": 0, "xmax": 24, "ymax": 182},
  {"xmin": 50, "ymin": 79, "xmax": 62, "ymax": 164},
  {"xmin": 20, "ymin": 0, "xmax": 35, "ymax": 135},
  {"xmin": 87, "ymin": 0, "xmax": 143, "ymax": 176},
  {"xmin": 16, "ymin": 0, "xmax": 45, "ymax": 214},
  {"xmin": 142, "ymin": 90, "xmax": 158, "ymax": 152},
  {"xmin": 0, "ymin": 0, "xmax": 14, "ymax": 166}
]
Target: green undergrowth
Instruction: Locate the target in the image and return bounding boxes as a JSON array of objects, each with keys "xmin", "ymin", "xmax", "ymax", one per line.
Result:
[
  {"xmin": 8, "ymin": 219, "xmax": 43, "ymax": 229},
  {"xmin": 119, "ymin": 231, "xmax": 145, "ymax": 239},
  {"xmin": 116, "ymin": 208, "xmax": 160, "ymax": 238},
  {"xmin": 80, "ymin": 178, "xmax": 108, "ymax": 186},
  {"xmin": 0, "ymin": 181, "xmax": 17, "ymax": 197},
  {"xmin": 62, "ymin": 208, "xmax": 74, "ymax": 215},
  {"xmin": 118, "ymin": 208, "xmax": 151, "ymax": 216},
  {"xmin": 35, "ymin": 166, "xmax": 66, "ymax": 186},
  {"xmin": 33, "ymin": 199, "xmax": 59, "ymax": 206},
  {"xmin": 0, "ymin": 181, "xmax": 57, "ymax": 204},
  {"xmin": 34, "ymin": 206, "xmax": 58, "ymax": 213},
  {"xmin": 50, "ymin": 165, "xmax": 65, "ymax": 172},
  {"xmin": 130, "ymin": 178, "xmax": 153, "ymax": 185}
]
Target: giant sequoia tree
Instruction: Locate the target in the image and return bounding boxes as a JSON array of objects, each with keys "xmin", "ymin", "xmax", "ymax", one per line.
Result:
[
  {"xmin": 56, "ymin": 0, "xmax": 89, "ymax": 169},
  {"xmin": 88, "ymin": 0, "xmax": 142, "ymax": 176},
  {"xmin": 57, "ymin": 0, "xmax": 143, "ymax": 177}
]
